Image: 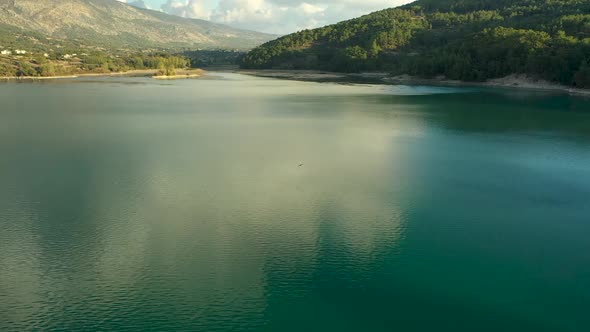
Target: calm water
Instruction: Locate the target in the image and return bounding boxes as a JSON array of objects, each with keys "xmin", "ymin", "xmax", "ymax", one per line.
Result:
[{"xmin": 1, "ymin": 73, "xmax": 590, "ymax": 331}]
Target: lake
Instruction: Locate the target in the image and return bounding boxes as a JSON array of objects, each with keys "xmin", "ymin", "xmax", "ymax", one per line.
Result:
[{"xmin": 1, "ymin": 73, "xmax": 589, "ymax": 331}]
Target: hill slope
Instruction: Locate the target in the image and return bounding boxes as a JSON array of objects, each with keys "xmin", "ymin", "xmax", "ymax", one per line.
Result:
[
  {"xmin": 242, "ymin": 0, "xmax": 590, "ymax": 88},
  {"xmin": 0, "ymin": 0, "xmax": 274, "ymax": 50}
]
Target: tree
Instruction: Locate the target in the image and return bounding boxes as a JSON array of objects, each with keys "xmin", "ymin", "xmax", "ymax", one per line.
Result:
[
  {"xmin": 0, "ymin": 63, "xmax": 16, "ymax": 76},
  {"xmin": 17, "ymin": 63, "xmax": 37, "ymax": 77},
  {"xmin": 573, "ymin": 60, "xmax": 590, "ymax": 88},
  {"xmin": 39, "ymin": 63, "xmax": 57, "ymax": 77}
]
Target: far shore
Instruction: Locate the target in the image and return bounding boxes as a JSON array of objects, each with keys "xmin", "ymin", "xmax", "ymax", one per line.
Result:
[
  {"xmin": 238, "ymin": 69, "xmax": 590, "ymax": 97},
  {"xmin": 3, "ymin": 67, "xmax": 589, "ymax": 96},
  {"xmin": 0, "ymin": 69, "xmax": 205, "ymax": 81}
]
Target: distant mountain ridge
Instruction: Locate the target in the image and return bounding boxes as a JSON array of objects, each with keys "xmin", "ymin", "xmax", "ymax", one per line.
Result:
[{"xmin": 0, "ymin": 0, "xmax": 274, "ymax": 50}]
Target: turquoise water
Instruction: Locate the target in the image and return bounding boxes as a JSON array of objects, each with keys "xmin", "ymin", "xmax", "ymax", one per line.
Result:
[{"xmin": 1, "ymin": 73, "xmax": 589, "ymax": 331}]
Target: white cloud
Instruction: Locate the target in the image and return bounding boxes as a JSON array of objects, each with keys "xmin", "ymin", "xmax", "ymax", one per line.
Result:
[
  {"xmin": 161, "ymin": 0, "xmax": 212, "ymax": 19},
  {"xmin": 159, "ymin": 0, "xmax": 413, "ymax": 34},
  {"xmin": 117, "ymin": 0, "xmax": 152, "ymax": 9}
]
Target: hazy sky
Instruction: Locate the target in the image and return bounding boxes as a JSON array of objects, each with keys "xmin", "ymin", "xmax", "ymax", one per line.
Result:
[{"xmin": 118, "ymin": 0, "xmax": 414, "ymax": 34}]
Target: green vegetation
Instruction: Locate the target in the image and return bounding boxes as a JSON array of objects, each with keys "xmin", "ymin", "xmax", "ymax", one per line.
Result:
[
  {"xmin": 153, "ymin": 56, "xmax": 190, "ymax": 76},
  {"xmin": 183, "ymin": 50, "xmax": 246, "ymax": 68},
  {"xmin": 0, "ymin": 19, "xmax": 241, "ymax": 78},
  {"xmin": 0, "ymin": 47, "xmax": 190, "ymax": 77},
  {"xmin": 242, "ymin": 0, "xmax": 590, "ymax": 88}
]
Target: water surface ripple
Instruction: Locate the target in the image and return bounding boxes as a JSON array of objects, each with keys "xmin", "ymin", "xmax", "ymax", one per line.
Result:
[{"xmin": 1, "ymin": 73, "xmax": 590, "ymax": 331}]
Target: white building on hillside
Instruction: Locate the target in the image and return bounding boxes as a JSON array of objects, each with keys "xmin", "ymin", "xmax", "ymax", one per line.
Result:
[
  {"xmin": 15, "ymin": 50, "xmax": 27, "ymax": 55},
  {"xmin": 1, "ymin": 50, "xmax": 12, "ymax": 55}
]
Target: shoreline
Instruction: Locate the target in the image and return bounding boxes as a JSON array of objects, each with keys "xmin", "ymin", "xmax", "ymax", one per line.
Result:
[
  {"xmin": 3, "ymin": 67, "xmax": 588, "ymax": 96},
  {"xmin": 237, "ymin": 70, "xmax": 590, "ymax": 97},
  {"xmin": 0, "ymin": 69, "xmax": 205, "ymax": 81}
]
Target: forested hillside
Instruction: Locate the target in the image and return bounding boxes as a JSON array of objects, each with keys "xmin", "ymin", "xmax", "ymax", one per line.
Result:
[{"xmin": 242, "ymin": 0, "xmax": 590, "ymax": 88}]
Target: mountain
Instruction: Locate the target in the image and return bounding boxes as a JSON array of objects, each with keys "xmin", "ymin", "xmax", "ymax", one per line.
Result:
[
  {"xmin": 0, "ymin": 0, "xmax": 274, "ymax": 50},
  {"xmin": 242, "ymin": 0, "xmax": 590, "ymax": 88}
]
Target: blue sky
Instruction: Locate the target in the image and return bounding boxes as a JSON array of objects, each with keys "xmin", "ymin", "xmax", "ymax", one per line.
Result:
[{"xmin": 118, "ymin": 0, "xmax": 413, "ymax": 34}]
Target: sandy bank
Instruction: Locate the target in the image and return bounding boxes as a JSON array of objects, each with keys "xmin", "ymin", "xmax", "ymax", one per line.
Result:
[
  {"xmin": 239, "ymin": 70, "xmax": 348, "ymax": 81},
  {"xmin": 239, "ymin": 70, "xmax": 590, "ymax": 96},
  {"xmin": 0, "ymin": 69, "xmax": 156, "ymax": 81},
  {"xmin": 1, "ymin": 69, "xmax": 205, "ymax": 81},
  {"xmin": 384, "ymin": 74, "xmax": 590, "ymax": 96}
]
